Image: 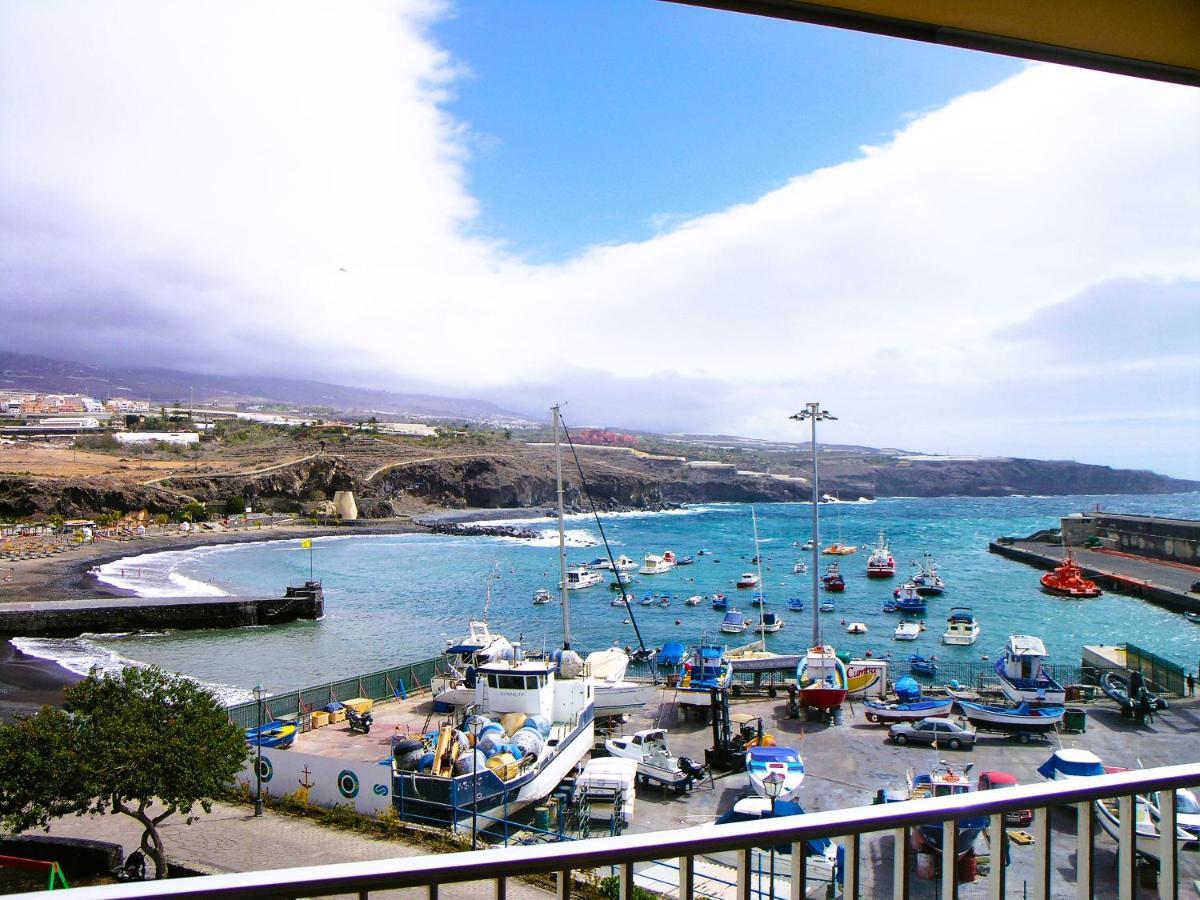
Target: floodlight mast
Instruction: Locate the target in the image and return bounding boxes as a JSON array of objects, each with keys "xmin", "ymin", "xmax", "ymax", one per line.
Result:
[{"xmin": 789, "ymin": 403, "xmax": 837, "ymax": 646}]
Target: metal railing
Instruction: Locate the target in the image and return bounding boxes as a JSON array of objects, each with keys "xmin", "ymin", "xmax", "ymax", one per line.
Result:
[{"xmin": 20, "ymin": 762, "xmax": 1200, "ymax": 899}]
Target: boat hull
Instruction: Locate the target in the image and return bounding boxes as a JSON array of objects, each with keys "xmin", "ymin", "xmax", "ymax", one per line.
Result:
[
  {"xmin": 957, "ymin": 700, "xmax": 1065, "ymax": 732},
  {"xmin": 798, "ymin": 686, "xmax": 847, "ymax": 711},
  {"xmin": 595, "ymin": 681, "xmax": 658, "ymax": 718},
  {"xmin": 863, "ymin": 698, "xmax": 954, "ymax": 723}
]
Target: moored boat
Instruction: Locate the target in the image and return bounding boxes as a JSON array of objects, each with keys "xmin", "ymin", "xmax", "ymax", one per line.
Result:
[
  {"xmin": 865, "ymin": 531, "xmax": 896, "ymax": 578},
  {"xmin": 684, "ymin": 594, "xmax": 703, "ymax": 606},
  {"xmin": 821, "ymin": 562, "xmax": 845, "ymax": 593},
  {"xmin": 711, "ymin": 593, "xmax": 728, "ymax": 610},
  {"xmin": 676, "ymin": 555, "xmax": 695, "ymax": 566},
  {"xmin": 533, "ymin": 588, "xmax": 554, "ymax": 605},
  {"xmin": 756, "ymin": 612, "xmax": 784, "ymax": 633},
  {"xmin": 787, "ymin": 597, "xmax": 805, "ymax": 611},
  {"xmin": 845, "ymin": 621, "xmax": 867, "ymax": 634},
  {"xmin": 793, "ymin": 560, "xmax": 807, "ymax": 574},
  {"xmin": 994, "ymin": 634, "xmax": 1065, "ymax": 704},
  {"xmin": 821, "ymin": 543, "xmax": 857, "ymax": 555},
  {"xmin": 893, "ymin": 583, "xmax": 927, "ymax": 613},
  {"xmin": 1040, "ymin": 548, "xmax": 1102, "ymax": 598},
  {"xmin": 720, "ymin": 611, "xmax": 748, "ymax": 633},
  {"xmin": 736, "ymin": 572, "xmax": 761, "ymax": 589},
  {"xmin": 640, "ymin": 554, "xmax": 672, "ymax": 575},
  {"xmin": 941, "ymin": 607, "xmax": 980, "ymax": 645},
  {"xmin": 819, "ymin": 599, "xmax": 835, "ymax": 613},
  {"xmin": 908, "ymin": 655, "xmax": 937, "ymax": 676},
  {"xmin": 911, "ymin": 554, "xmax": 945, "ymax": 596},
  {"xmin": 614, "ymin": 555, "xmax": 638, "ymax": 572},
  {"xmin": 893, "ymin": 620, "xmax": 921, "ymax": 641},
  {"xmin": 562, "ymin": 566, "xmax": 603, "ymax": 590},
  {"xmin": 608, "ymin": 573, "xmax": 635, "ymax": 590}
]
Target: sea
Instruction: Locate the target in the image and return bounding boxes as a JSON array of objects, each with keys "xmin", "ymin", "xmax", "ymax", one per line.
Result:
[{"xmin": 13, "ymin": 494, "xmax": 1200, "ymax": 706}]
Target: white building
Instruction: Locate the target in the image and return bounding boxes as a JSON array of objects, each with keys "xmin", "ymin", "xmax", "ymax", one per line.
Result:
[{"xmin": 114, "ymin": 432, "xmax": 200, "ymax": 446}]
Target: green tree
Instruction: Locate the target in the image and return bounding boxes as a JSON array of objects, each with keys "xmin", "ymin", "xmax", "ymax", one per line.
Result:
[{"xmin": 0, "ymin": 666, "xmax": 247, "ymax": 879}]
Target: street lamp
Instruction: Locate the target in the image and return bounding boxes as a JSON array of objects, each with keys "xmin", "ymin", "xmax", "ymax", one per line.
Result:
[
  {"xmin": 789, "ymin": 404, "xmax": 837, "ymax": 648},
  {"xmin": 253, "ymin": 683, "xmax": 265, "ymax": 817},
  {"xmin": 762, "ymin": 771, "xmax": 786, "ymax": 900}
]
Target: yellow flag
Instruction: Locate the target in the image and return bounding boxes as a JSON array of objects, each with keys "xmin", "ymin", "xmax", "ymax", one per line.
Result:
[{"xmin": 300, "ymin": 538, "xmax": 312, "ymax": 549}]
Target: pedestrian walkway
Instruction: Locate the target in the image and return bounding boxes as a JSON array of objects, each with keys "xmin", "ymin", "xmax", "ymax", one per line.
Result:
[{"xmin": 43, "ymin": 800, "xmax": 554, "ymax": 898}]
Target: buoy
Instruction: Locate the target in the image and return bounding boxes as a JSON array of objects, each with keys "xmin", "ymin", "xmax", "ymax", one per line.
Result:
[{"xmin": 675, "ymin": 619, "xmax": 681, "ymax": 625}]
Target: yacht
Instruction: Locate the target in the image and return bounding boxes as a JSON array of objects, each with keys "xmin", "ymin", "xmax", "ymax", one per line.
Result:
[
  {"xmin": 640, "ymin": 554, "xmax": 672, "ymax": 575},
  {"xmin": 941, "ymin": 607, "xmax": 981, "ymax": 645},
  {"xmin": 561, "ymin": 566, "xmax": 603, "ymax": 590}
]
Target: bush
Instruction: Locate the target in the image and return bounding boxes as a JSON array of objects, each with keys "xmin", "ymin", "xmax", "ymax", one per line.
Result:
[
  {"xmin": 598, "ymin": 875, "xmax": 657, "ymax": 900},
  {"xmin": 223, "ymin": 496, "xmax": 249, "ymax": 516},
  {"xmin": 73, "ymin": 433, "xmax": 119, "ymax": 451}
]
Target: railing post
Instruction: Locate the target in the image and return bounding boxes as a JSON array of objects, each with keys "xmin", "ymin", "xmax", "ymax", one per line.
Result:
[
  {"xmin": 940, "ymin": 819, "xmax": 958, "ymax": 900},
  {"xmin": 679, "ymin": 854, "xmax": 695, "ymax": 899},
  {"xmin": 892, "ymin": 827, "xmax": 910, "ymax": 899},
  {"xmin": 557, "ymin": 869, "xmax": 571, "ymax": 900},
  {"xmin": 986, "ymin": 814, "xmax": 1005, "ymax": 900},
  {"xmin": 1118, "ymin": 795, "xmax": 1136, "ymax": 900},
  {"xmin": 842, "ymin": 833, "xmax": 860, "ymax": 899},
  {"xmin": 1074, "ymin": 801, "xmax": 1093, "ymax": 900},
  {"xmin": 618, "ymin": 862, "xmax": 634, "ymax": 900},
  {"xmin": 1158, "ymin": 788, "xmax": 1177, "ymax": 900},
  {"xmin": 428, "ymin": 885, "xmax": 438, "ymax": 900},
  {"xmin": 789, "ymin": 842, "xmax": 806, "ymax": 900},
  {"xmin": 495, "ymin": 876, "xmax": 507, "ymax": 900},
  {"xmin": 1032, "ymin": 807, "xmax": 1051, "ymax": 899},
  {"xmin": 737, "ymin": 848, "xmax": 752, "ymax": 900}
]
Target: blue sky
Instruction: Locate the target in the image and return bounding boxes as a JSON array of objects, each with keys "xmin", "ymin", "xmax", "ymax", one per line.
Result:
[
  {"xmin": 0, "ymin": 1, "xmax": 1197, "ymax": 477},
  {"xmin": 434, "ymin": 2, "xmax": 1021, "ymax": 260}
]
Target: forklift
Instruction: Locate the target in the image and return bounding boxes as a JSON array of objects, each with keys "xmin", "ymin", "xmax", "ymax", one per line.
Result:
[{"xmin": 703, "ymin": 687, "xmax": 767, "ymax": 771}]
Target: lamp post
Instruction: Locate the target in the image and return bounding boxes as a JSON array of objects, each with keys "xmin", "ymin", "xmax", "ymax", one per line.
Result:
[
  {"xmin": 253, "ymin": 683, "xmax": 265, "ymax": 817},
  {"xmin": 762, "ymin": 771, "xmax": 786, "ymax": 900},
  {"xmin": 789, "ymin": 404, "xmax": 837, "ymax": 648}
]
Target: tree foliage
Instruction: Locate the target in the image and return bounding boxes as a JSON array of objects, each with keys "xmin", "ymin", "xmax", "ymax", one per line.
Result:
[{"xmin": 0, "ymin": 666, "xmax": 247, "ymax": 879}]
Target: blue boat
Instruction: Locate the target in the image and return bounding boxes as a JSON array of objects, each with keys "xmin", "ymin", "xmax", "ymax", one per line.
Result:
[
  {"xmin": 656, "ymin": 641, "xmax": 686, "ymax": 667},
  {"xmin": 862, "ymin": 697, "xmax": 954, "ymax": 723},
  {"xmin": 711, "ymin": 593, "xmax": 728, "ymax": 610},
  {"xmin": 676, "ymin": 555, "xmax": 695, "ymax": 566},
  {"xmin": 893, "ymin": 584, "xmax": 927, "ymax": 613},
  {"xmin": 787, "ymin": 597, "xmax": 805, "ymax": 611},
  {"xmin": 881, "ymin": 600, "xmax": 898, "ymax": 613},
  {"xmin": 751, "ymin": 593, "xmax": 766, "ymax": 607},
  {"xmin": 716, "ymin": 797, "xmax": 840, "ymax": 868},
  {"xmin": 908, "ymin": 655, "xmax": 937, "ymax": 676},
  {"xmin": 246, "ymin": 719, "xmax": 299, "ymax": 749},
  {"xmin": 957, "ymin": 699, "xmax": 1066, "ymax": 733},
  {"xmin": 899, "ymin": 764, "xmax": 988, "ymax": 859}
]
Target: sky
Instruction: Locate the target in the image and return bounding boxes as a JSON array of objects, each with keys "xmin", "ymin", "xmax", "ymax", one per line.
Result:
[{"xmin": 1, "ymin": 1, "xmax": 1198, "ymax": 478}]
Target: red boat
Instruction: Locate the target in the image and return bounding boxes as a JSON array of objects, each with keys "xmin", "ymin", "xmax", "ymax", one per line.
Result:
[
  {"xmin": 1041, "ymin": 549, "xmax": 1102, "ymax": 598},
  {"xmin": 821, "ymin": 562, "xmax": 845, "ymax": 593},
  {"xmin": 797, "ymin": 645, "xmax": 848, "ymax": 712},
  {"xmin": 865, "ymin": 531, "xmax": 896, "ymax": 578}
]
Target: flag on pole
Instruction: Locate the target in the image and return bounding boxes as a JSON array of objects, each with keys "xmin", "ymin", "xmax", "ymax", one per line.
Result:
[{"xmin": 300, "ymin": 538, "xmax": 312, "ymax": 549}]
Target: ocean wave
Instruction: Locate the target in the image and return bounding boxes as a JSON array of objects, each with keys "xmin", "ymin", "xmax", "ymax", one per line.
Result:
[
  {"xmin": 96, "ymin": 549, "xmax": 228, "ymax": 598},
  {"xmin": 471, "ymin": 504, "xmax": 720, "ymax": 529},
  {"xmin": 11, "ymin": 636, "xmax": 254, "ymax": 706},
  {"xmin": 495, "ymin": 528, "xmax": 600, "ymax": 548}
]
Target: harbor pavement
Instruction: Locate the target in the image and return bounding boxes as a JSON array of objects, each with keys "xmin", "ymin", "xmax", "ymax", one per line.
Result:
[{"xmin": 40, "ymin": 800, "xmax": 554, "ymax": 899}]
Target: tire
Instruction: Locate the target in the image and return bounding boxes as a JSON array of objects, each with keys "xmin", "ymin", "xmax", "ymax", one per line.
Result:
[
  {"xmin": 867, "ymin": 713, "xmax": 879, "ymax": 723},
  {"xmin": 894, "ymin": 734, "xmax": 908, "ymax": 745},
  {"xmin": 1018, "ymin": 733, "xmax": 1031, "ymax": 745},
  {"xmin": 731, "ymin": 683, "xmax": 744, "ymax": 697},
  {"xmin": 947, "ymin": 738, "xmax": 961, "ymax": 750},
  {"xmin": 767, "ymin": 686, "xmax": 777, "ymax": 699}
]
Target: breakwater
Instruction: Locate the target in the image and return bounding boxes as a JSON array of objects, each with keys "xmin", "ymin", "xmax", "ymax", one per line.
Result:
[{"xmin": 0, "ymin": 582, "xmax": 324, "ymax": 638}]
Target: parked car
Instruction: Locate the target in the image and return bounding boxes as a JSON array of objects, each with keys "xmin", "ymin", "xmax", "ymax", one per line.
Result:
[
  {"xmin": 977, "ymin": 770, "xmax": 1032, "ymax": 825},
  {"xmin": 888, "ymin": 717, "xmax": 977, "ymax": 750}
]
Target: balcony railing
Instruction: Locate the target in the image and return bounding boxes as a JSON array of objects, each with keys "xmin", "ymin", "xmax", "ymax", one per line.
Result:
[{"xmin": 15, "ymin": 762, "xmax": 1200, "ymax": 900}]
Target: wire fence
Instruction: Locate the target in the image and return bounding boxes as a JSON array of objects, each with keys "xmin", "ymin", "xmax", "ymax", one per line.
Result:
[{"xmin": 228, "ymin": 654, "xmax": 449, "ymax": 729}]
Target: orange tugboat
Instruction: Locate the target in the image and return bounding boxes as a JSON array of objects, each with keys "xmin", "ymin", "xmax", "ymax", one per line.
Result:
[{"xmin": 1040, "ymin": 549, "xmax": 1102, "ymax": 598}]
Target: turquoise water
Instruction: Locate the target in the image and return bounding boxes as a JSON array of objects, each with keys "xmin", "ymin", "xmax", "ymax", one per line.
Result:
[{"xmin": 22, "ymin": 494, "xmax": 1200, "ymax": 703}]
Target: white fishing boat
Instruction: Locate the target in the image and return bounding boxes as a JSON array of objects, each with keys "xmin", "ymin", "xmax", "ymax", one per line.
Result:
[
  {"xmin": 994, "ymin": 634, "xmax": 1065, "ymax": 704},
  {"xmin": 640, "ymin": 554, "xmax": 672, "ymax": 575},
  {"xmin": 746, "ymin": 746, "xmax": 805, "ymax": 802},
  {"xmin": 432, "ymin": 613, "xmax": 515, "ymax": 707},
  {"xmin": 561, "ymin": 566, "xmax": 603, "ymax": 590},
  {"xmin": 605, "ymin": 729, "xmax": 704, "ymax": 792},
  {"xmin": 941, "ymin": 607, "xmax": 980, "ymax": 645},
  {"xmin": 586, "ymin": 647, "xmax": 657, "ymax": 719},
  {"xmin": 893, "ymin": 620, "xmax": 922, "ymax": 641},
  {"xmin": 865, "ymin": 531, "xmax": 896, "ymax": 578},
  {"xmin": 755, "ymin": 612, "xmax": 784, "ymax": 633},
  {"xmin": 720, "ymin": 611, "xmax": 748, "ymax": 634},
  {"xmin": 533, "ymin": 588, "xmax": 553, "ymax": 605},
  {"xmin": 793, "ymin": 560, "xmax": 808, "ymax": 575}
]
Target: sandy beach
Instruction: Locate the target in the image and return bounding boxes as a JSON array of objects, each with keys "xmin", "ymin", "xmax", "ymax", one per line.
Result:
[{"xmin": 0, "ymin": 517, "xmax": 433, "ymax": 720}]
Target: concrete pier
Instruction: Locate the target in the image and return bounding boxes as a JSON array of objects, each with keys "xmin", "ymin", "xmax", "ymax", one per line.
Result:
[
  {"xmin": 0, "ymin": 582, "xmax": 324, "ymax": 638},
  {"xmin": 989, "ymin": 540, "xmax": 1200, "ymax": 612}
]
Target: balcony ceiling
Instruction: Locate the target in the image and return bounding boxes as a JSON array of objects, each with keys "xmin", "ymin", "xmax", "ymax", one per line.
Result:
[{"xmin": 664, "ymin": 0, "xmax": 1200, "ymax": 86}]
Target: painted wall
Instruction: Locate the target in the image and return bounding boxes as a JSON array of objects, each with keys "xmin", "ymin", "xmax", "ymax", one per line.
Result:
[{"xmin": 238, "ymin": 747, "xmax": 394, "ymax": 816}]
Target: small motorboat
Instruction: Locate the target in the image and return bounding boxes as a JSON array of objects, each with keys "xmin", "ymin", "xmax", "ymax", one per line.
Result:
[
  {"xmin": 562, "ymin": 566, "xmax": 604, "ymax": 590},
  {"xmin": 750, "ymin": 593, "xmax": 766, "ymax": 607},
  {"xmin": 800, "ymin": 539, "xmax": 815, "ymax": 551},
  {"xmin": 787, "ymin": 597, "xmax": 805, "ymax": 611},
  {"xmin": 845, "ymin": 622, "xmax": 867, "ymax": 634},
  {"xmin": 822, "ymin": 543, "xmax": 858, "ymax": 555},
  {"xmin": 862, "ymin": 697, "xmax": 954, "ymax": 724},
  {"xmin": 911, "ymin": 554, "xmax": 945, "ymax": 596},
  {"xmin": 865, "ymin": 531, "xmax": 896, "ymax": 578},
  {"xmin": 957, "ymin": 700, "xmax": 1065, "ymax": 733},
  {"xmin": 684, "ymin": 594, "xmax": 703, "ymax": 606},
  {"xmin": 246, "ymin": 719, "xmax": 299, "ymax": 749},
  {"xmin": 793, "ymin": 561, "xmax": 808, "ymax": 575},
  {"xmin": 819, "ymin": 599, "xmax": 835, "ymax": 613},
  {"xmin": 821, "ymin": 562, "xmax": 845, "ymax": 593},
  {"xmin": 909, "ymin": 655, "xmax": 937, "ymax": 676},
  {"xmin": 893, "ymin": 620, "xmax": 922, "ymax": 641},
  {"xmin": 943, "ymin": 680, "xmax": 980, "ymax": 702},
  {"xmin": 658, "ymin": 596, "xmax": 671, "ymax": 608},
  {"xmin": 533, "ymin": 588, "xmax": 554, "ymax": 605},
  {"xmin": 697, "ymin": 548, "xmax": 711, "ymax": 556},
  {"xmin": 756, "ymin": 612, "xmax": 784, "ymax": 633},
  {"xmin": 614, "ymin": 555, "xmax": 639, "ymax": 571},
  {"xmin": 893, "ymin": 583, "xmax": 927, "ymax": 613},
  {"xmin": 608, "ymin": 572, "xmax": 635, "ymax": 590},
  {"xmin": 676, "ymin": 555, "xmax": 695, "ymax": 566},
  {"xmin": 747, "ymin": 746, "xmax": 805, "ymax": 801},
  {"xmin": 1185, "ymin": 611, "xmax": 1200, "ymax": 624},
  {"xmin": 640, "ymin": 595, "xmax": 655, "ymax": 606},
  {"xmin": 736, "ymin": 572, "xmax": 761, "ymax": 589},
  {"xmin": 640, "ymin": 554, "xmax": 672, "ymax": 575},
  {"xmin": 720, "ymin": 611, "xmax": 748, "ymax": 634},
  {"xmin": 605, "ymin": 729, "xmax": 704, "ymax": 792},
  {"xmin": 881, "ymin": 600, "xmax": 898, "ymax": 613},
  {"xmin": 1040, "ymin": 548, "xmax": 1102, "ymax": 598},
  {"xmin": 711, "ymin": 593, "xmax": 728, "ymax": 610},
  {"xmin": 942, "ymin": 607, "xmax": 980, "ymax": 645},
  {"xmin": 611, "ymin": 596, "xmax": 630, "ymax": 607},
  {"xmin": 588, "ymin": 557, "xmax": 613, "ymax": 570}
]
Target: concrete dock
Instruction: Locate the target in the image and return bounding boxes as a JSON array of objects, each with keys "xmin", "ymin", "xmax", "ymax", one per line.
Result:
[
  {"xmin": 0, "ymin": 582, "xmax": 324, "ymax": 637},
  {"xmin": 990, "ymin": 540, "xmax": 1200, "ymax": 613}
]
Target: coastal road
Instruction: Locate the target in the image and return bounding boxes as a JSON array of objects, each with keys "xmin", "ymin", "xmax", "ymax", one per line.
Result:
[{"xmin": 41, "ymin": 799, "xmax": 554, "ymax": 899}]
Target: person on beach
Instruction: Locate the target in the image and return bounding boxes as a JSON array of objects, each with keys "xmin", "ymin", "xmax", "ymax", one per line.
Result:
[{"xmin": 1188, "ymin": 672, "xmax": 1195, "ymax": 697}]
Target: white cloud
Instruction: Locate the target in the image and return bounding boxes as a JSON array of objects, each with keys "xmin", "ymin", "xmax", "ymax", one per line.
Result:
[{"xmin": 1, "ymin": 3, "xmax": 1197, "ymax": 475}]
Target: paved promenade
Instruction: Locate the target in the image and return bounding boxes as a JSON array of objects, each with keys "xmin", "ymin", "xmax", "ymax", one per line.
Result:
[{"xmin": 42, "ymin": 800, "xmax": 553, "ymax": 898}]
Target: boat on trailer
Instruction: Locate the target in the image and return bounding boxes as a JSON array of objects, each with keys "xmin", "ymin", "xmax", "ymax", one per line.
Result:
[
  {"xmin": 862, "ymin": 697, "xmax": 954, "ymax": 724},
  {"xmin": 746, "ymin": 746, "xmax": 805, "ymax": 802},
  {"xmin": 956, "ymin": 700, "xmax": 1066, "ymax": 732}
]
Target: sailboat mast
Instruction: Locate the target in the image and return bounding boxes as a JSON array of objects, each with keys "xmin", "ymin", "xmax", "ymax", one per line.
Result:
[
  {"xmin": 752, "ymin": 506, "xmax": 766, "ymax": 641},
  {"xmin": 809, "ymin": 409, "xmax": 820, "ymax": 648},
  {"xmin": 552, "ymin": 404, "xmax": 572, "ymax": 649}
]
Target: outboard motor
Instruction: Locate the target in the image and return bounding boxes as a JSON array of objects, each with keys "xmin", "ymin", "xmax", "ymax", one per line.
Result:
[
  {"xmin": 114, "ymin": 850, "xmax": 146, "ymax": 882},
  {"xmin": 679, "ymin": 756, "xmax": 707, "ymax": 789},
  {"xmin": 346, "ymin": 707, "xmax": 373, "ymax": 734}
]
